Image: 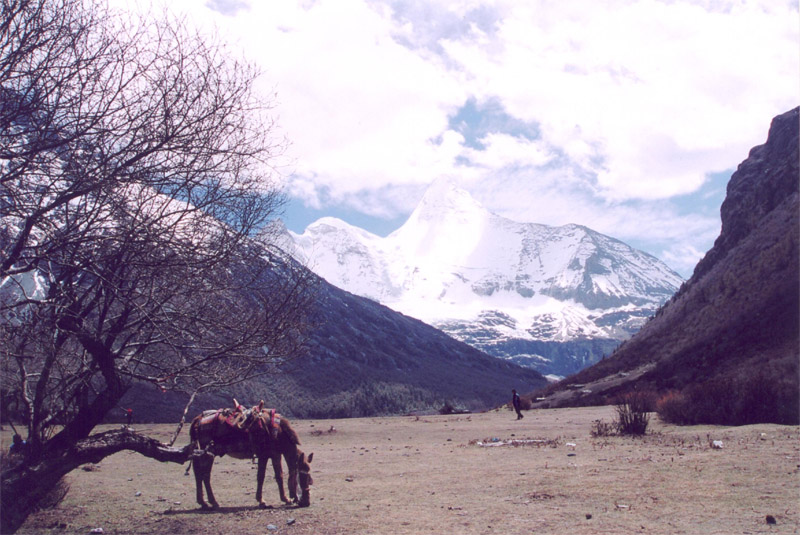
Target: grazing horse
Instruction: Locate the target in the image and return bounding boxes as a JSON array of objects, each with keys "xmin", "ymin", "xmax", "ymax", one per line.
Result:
[{"xmin": 188, "ymin": 403, "xmax": 314, "ymax": 509}]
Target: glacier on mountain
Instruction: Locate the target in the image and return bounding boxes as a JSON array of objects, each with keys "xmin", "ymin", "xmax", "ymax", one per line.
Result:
[{"xmin": 289, "ymin": 181, "xmax": 683, "ymax": 376}]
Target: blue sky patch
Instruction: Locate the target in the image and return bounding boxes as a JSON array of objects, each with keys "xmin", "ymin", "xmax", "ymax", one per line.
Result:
[{"xmin": 448, "ymin": 97, "xmax": 540, "ymax": 150}]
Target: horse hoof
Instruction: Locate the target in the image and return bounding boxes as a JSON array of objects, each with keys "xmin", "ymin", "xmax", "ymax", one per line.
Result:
[{"xmin": 258, "ymin": 501, "xmax": 270, "ymax": 509}]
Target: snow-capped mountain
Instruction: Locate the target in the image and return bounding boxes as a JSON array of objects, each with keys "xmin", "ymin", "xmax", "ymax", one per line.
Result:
[{"xmin": 289, "ymin": 181, "xmax": 683, "ymax": 377}]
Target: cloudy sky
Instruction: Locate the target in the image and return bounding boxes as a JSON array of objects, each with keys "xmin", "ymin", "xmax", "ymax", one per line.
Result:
[{"xmin": 137, "ymin": 0, "xmax": 797, "ymax": 277}]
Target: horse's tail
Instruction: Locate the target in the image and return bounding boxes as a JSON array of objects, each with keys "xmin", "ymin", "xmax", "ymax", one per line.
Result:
[
  {"xmin": 185, "ymin": 414, "xmax": 203, "ymax": 475},
  {"xmin": 189, "ymin": 414, "xmax": 201, "ymax": 445}
]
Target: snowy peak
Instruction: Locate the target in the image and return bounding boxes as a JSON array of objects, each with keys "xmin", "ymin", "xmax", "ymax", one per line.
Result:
[
  {"xmin": 286, "ymin": 182, "xmax": 683, "ymax": 375},
  {"xmin": 403, "ymin": 180, "xmax": 490, "ymax": 225},
  {"xmin": 389, "ymin": 181, "xmax": 493, "ymax": 263}
]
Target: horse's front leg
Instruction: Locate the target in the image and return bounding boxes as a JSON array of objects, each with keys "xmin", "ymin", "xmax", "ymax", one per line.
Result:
[
  {"xmin": 271, "ymin": 452, "xmax": 290, "ymax": 504},
  {"xmin": 256, "ymin": 455, "xmax": 268, "ymax": 508},
  {"xmin": 287, "ymin": 457, "xmax": 299, "ymax": 504}
]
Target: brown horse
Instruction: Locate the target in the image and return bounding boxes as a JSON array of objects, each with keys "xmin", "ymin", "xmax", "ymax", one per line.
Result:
[{"xmin": 188, "ymin": 404, "xmax": 314, "ymax": 509}]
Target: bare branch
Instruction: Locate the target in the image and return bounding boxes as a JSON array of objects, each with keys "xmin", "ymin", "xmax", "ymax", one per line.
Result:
[{"xmin": 1, "ymin": 1, "xmax": 313, "ymax": 529}]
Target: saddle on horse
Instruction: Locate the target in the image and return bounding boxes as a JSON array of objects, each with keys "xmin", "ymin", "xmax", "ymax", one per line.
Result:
[{"xmin": 193, "ymin": 400, "xmax": 282, "ymax": 453}]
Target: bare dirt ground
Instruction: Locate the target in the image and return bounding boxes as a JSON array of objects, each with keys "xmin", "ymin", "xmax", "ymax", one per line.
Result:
[{"xmin": 6, "ymin": 406, "xmax": 799, "ymax": 534}]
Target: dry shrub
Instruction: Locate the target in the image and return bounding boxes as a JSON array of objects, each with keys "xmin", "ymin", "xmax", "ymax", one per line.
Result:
[
  {"xmin": 310, "ymin": 425, "xmax": 337, "ymax": 436},
  {"xmin": 636, "ymin": 390, "xmax": 660, "ymax": 412},
  {"xmin": 657, "ymin": 369, "xmax": 799, "ymax": 426},
  {"xmin": 656, "ymin": 391, "xmax": 693, "ymax": 425},
  {"xmin": 590, "ymin": 419, "xmax": 616, "ymax": 437},
  {"xmin": 614, "ymin": 391, "xmax": 650, "ymax": 435}
]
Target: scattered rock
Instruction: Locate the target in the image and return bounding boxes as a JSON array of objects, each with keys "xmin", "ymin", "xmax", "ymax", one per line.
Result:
[
  {"xmin": 267, "ymin": 524, "xmax": 278, "ymax": 531},
  {"xmin": 345, "ymin": 477, "xmax": 354, "ymax": 482},
  {"xmin": 586, "ymin": 514, "xmax": 592, "ymax": 520},
  {"xmin": 89, "ymin": 529, "xmax": 104, "ymax": 534},
  {"xmin": 134, "ymin": 491, "xmax": 142, "ymax": 497},
  {"xmin": 287, "ymin": 518, "xmax": 296, "ymax": 525},
  {"xmin": 766, "ymin": 515, "xmax": 777, "ymax": 525}
]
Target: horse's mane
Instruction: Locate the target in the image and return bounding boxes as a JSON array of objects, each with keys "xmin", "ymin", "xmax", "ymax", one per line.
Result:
[{"xmin": 280, "ymin": 417, "xmax": 301, "ymax": 446}]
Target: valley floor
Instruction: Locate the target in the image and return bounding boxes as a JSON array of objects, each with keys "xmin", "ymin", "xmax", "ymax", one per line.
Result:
[{"xmin": 8, "ymin": 406, "xmax": 799, "ymax": 534}]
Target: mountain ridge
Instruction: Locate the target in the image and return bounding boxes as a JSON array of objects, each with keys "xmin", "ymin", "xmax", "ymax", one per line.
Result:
[{"xmin": 289, "ymin": 181, "xmax": 683, "ymax": 376}]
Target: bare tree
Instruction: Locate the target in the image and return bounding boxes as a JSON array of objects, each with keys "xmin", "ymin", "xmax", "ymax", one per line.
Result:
[{"xmin": 0, "ymin": 0, "xmax": 315, "ymax": 531}]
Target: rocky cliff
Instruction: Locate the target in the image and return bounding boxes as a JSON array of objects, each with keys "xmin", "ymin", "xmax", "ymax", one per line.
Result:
[{"xmin": 534, "ymin": 107, "xmax": 799, "ymax": 420}]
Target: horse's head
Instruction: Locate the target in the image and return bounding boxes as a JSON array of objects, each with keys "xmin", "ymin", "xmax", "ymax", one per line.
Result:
[{"xmin": 296, "ymin": 451, "xmax": 314, "ymax": 507}]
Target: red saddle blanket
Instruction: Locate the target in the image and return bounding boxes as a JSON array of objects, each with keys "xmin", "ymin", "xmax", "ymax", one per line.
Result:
[{"xmin": 197, "ymin": 406, "xmax": 280, "ymax": 434}]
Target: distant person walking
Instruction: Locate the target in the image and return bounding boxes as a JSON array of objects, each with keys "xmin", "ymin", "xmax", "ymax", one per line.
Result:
[
  {"xmin": 512, "ymin": 389, "xmax": 524, "ymax": 420},
  {"xmin": 124, "ymin": 408, "xmax": 133, "ymax": 426}
]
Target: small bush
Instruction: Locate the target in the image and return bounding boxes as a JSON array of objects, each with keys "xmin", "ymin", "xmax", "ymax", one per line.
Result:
[
  {"xmin": 615, "ymin": 391, "xmax": 650, "ymax": 435},
  {"xmin": 656, "ymin": 368, "xmax": 799, "ymax": 426},
  {"xmin": 590, "ymin": 419, "xmax": 616, "ymax": 437},
  {"xmin": 636, "ymin": 390, "xmax": 660, "ymax": 412},
  {"xmin": 656, "ymin": 390, "xmax": 693, "ymax": 425}
]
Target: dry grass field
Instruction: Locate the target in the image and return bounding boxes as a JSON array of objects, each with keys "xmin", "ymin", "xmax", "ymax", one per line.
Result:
[{"xmin": 5, "ymin": 405, "xmax": 799, "ymax": 534}]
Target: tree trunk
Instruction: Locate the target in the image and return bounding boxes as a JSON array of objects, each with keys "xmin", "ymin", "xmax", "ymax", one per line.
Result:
[{"xmin": 0, "ymin": 428, "xmax": 193, "ymax": 534}]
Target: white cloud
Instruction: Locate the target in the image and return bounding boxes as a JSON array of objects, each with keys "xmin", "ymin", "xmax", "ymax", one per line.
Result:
[
  {"xmin": 117, "ymin": 0, "xmax": 797, "ymax": 275},
  {"xmin": 445, "ymin": 0, "xmax": 798, "ymax": 202},
  {"xmin": 461, "ymin": 133, "xmax": 554, "ymax": 169},
  {"xmin": 237, "ymin": 0, "xmax": 468, "ymax": 196}
]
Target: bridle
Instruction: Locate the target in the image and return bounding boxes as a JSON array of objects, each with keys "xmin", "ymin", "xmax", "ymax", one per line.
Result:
[{"xmin": 298, "ymin": 469, "xmax": 313, "ymax": 493}]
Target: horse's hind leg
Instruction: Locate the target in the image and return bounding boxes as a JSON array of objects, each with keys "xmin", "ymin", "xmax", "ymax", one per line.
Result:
[{"xmin": 193, "ymin": 453, "xmax": 219, "ymax": 510}]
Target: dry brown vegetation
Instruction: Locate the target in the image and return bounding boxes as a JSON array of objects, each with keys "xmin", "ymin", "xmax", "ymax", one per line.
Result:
[{"xmin": 5, "ymin": 406, "xmax": 799, "ymax": 534}]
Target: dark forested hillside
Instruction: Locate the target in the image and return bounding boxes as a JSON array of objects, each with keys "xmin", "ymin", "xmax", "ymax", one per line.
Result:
[
  {"xmin": 122, "ymin": 270, "xmax": 547, "ymax": 421},
  {"xmin": 259, "ymin": 279, "xmax": 548, "ymax": 418},
  {"xmin": 531, "ymin": 107, "xmax": 799, "ymax": 424}
]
